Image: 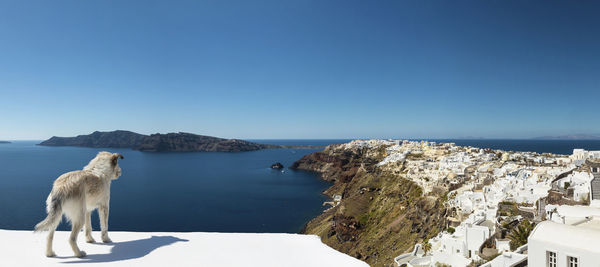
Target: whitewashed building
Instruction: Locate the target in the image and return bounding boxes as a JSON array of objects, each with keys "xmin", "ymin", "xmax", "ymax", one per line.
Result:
[
  {"xmin": 480, "ymin": 252, "xmax": 527, "ymax": 267},
  {"xmin": 571, "ymin": 149, "xmax": 600, "ymax": 161},
  {"xmin": 528, "ymin": 219, "xmax": 600, "ymax": 267},
  {"xmin": 547, "ymin": 205, "xmax": 600, "ymax": 225}
]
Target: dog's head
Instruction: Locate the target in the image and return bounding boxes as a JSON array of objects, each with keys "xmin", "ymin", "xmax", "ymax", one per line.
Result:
[
  {"xmin": 110, "ymin": 153, "xmax": 124, "ymax": 179},
  {"xmin": 84, "ymin": 151, "xmax": 124, "ymax": 180}
]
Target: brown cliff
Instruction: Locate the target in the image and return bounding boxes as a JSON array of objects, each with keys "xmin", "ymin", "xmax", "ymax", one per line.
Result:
[{"xmin": 292, "ymin": 144, "xmax": 449, "ymax": 267}]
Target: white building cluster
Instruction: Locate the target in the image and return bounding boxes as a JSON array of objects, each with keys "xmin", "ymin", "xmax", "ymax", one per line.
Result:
[
  {"xmin": 570, "ymin": 148, "xmax": 600, "ymax": 163},
  {"xmin": 350, "ymin": 140, "xmax": 600, "ymax": 267}
]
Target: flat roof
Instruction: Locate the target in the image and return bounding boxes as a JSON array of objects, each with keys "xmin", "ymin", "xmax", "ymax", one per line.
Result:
[
  {"xmin": 557, "ymin": 205, "xmax": 600, "ymax": 218},
  {"xmin": 576, "ymin": 218, "xmax": 600, "ymax": 231},
  {"xmin": 529, "ymin": 221, "xmax": 600, "ymax": 253},
  {"xmin": 0, "ymin": 230, "xmax": 368, "ymax": 267}
]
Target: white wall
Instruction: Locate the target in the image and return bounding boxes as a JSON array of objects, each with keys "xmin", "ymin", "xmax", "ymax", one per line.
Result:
[
  {"xmin": 440, "ymin": 236, "xmax": 468, "ymax": 258},
  {"xmin": 466, "ymin": 225, "xmax": 490, "ymax": 258},
  {"xmin": 528, "ymin": 238, "xmax": 599, "ymax": 267},
  {"xmin": 495, "ymin": 239, "xmax": 510, "ymax": 253}
]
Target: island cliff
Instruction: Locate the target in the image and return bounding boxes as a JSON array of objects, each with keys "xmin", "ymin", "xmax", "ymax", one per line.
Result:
[
  {"xmin": 291, "ymin": 142, "xmax": 449, "ymax": 267},
  {"xmin": 39, "ymin": 130, "xmax": 279, "ymax": 152}
]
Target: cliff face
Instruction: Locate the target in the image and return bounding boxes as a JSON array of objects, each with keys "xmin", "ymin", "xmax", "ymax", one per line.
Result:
[
  {"xmin": 292, "ymin": 144, "xmax": 449, "ymax": 267},
  {"xmin": 134, "ymin": 132, "xmax": 275, "ymax": 152},
  {"xmin": 40, "ymin": 130, "xmax": 146, "ymax": 148},
  {"xmin": 39, "ymin": 130, "xmax": 276, "ymax": 152}
]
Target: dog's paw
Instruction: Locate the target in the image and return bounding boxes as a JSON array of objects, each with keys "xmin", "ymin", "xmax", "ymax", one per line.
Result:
[
  {"xmin": 76, "ymin": 251, "xmax": 86, "ymax": 258},
  {"xmin": 86, "ymin": 236, "xmax": 96, "ymax": 243},
  {"xmin": 102, "ymin": 237, "xmax": 112, "ymax": 243},
  {"xmin": 46, "ymin": 251, "xmax": 56, "ymax": 257}
]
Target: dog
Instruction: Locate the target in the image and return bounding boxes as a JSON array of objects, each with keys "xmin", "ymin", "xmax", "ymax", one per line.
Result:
[{"xmin": 34, "ymin": 151, "xmax": 123, "ymax": 258}]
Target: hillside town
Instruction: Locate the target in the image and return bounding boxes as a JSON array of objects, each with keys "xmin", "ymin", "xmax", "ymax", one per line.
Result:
[{"xmin": 337, "ymin": 140, "xmax": 600, "ymax": 267}]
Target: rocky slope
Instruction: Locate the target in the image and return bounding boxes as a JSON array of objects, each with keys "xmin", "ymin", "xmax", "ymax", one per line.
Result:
[
  {"xmin": 291, "ymin": 142, "xmax": 449, "ymax": 267},
  {"xmin": 39, "ymin": 130, "xmax": 278, "ymax": 152}
]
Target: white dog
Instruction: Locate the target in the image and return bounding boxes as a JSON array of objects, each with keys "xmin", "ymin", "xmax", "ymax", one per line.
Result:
[{"xmin": 34, "ymin": 151, "xmax": 123, "ymax": 257}]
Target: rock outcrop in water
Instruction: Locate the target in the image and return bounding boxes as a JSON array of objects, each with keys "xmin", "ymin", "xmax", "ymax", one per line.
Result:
[
  {"xmin": 270, "ymin": 162, "xmax": 284, "ymax": 169},
  {"xmin": 291, "ymin": 142, "xmax": 449, "ymax": 267},
  {"xmin": 39, "ymin": 130, "xmax": 279, "ymax": 152}
]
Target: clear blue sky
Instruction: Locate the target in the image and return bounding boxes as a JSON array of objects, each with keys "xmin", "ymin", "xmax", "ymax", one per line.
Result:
[{"xmin": 1, "ymin": 0, "xmax": 599, "ymax": 140}]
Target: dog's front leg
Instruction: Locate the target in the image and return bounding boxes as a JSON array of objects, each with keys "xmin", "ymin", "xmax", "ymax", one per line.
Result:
[{"xmin": 99, "ymin": 205, "xmax": 112, "ymax": 243}]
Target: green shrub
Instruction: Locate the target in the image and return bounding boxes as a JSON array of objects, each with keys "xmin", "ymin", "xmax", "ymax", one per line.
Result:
[{"xmin": 508, "ymin": 220, "xmax": 535, "ymax": 250}]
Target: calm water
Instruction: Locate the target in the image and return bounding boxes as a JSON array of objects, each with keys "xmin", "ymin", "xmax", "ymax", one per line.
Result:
[
  {"xmin": 0, "ymin": 141, "xmax": 344, "ymax": 233},
  {"xmin": 1, "ymin": 139, "xmax": 599, "ymax": 233}
]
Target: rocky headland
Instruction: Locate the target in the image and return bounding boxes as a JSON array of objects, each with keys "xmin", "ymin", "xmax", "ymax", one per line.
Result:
[
  {"xmin": 38, "ymin": 130, "xmax": 280, "ymax": 152},
  {"xmin": 291, "ymin": 141, "xmax": 449, "ymax": 266}
]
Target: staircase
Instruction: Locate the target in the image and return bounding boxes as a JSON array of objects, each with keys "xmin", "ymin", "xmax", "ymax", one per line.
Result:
[{"xmin": 591, "ymin": 174, "xmax": 600, "ymax": 200}]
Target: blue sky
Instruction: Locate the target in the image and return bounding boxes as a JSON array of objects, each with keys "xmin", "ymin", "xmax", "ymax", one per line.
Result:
[{"xmin": 1, "ymin": 0, "xmax": 599, "ymax": 140}]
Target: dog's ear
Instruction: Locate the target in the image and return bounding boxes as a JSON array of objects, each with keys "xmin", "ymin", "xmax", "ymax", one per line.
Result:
[{"xmin": 111, "ymin": 153, "xmax": 123, "ymax": 165}]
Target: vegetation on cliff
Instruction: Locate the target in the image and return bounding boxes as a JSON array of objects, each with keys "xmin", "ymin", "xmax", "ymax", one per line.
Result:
[{"xmin": 291, "ymin": 144, "xmax": 450, "ymax": 267}]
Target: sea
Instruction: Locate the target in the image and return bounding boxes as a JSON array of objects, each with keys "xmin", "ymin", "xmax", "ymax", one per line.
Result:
[{"xmin": 0, "ymin": 139, "xmax": 599, "ymax": 233}]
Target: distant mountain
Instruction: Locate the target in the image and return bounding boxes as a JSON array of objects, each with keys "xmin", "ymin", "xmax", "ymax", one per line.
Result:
[
  {"xmin": 0, "ymin": 141, "xmax": 10, "ymax": 144},
  {"xmin": 452, "ymin": 136, "xmax": 487, "ymax": 140},
  {"xmin": 40, "ymin": 130, "xmax": 146, "ymax": 148},
  {"xmin": 532, "ymin": 134, "xmax": 600, "ymax": 140},
  {"xmin": 135, "ymin": 132, "xmax": 278, "ymax": 152},
  {"xmin": 39, "ymin": 130, "xmax": 280, "ymax": 152}
]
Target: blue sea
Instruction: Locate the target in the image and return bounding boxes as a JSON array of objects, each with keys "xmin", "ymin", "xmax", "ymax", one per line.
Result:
[
  {"xmin": 0, "ymin": 140, "xmax": 349, "ymax": 233},
  {"xmin": 0, "ymin": 139, "xmax": 599, "ymax": 233}
]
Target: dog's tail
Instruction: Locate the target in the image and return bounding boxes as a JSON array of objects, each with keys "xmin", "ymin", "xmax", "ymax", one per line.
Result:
[{"xmin": 34, "ymin": 193, "xmax": 63, "ymax": 232}]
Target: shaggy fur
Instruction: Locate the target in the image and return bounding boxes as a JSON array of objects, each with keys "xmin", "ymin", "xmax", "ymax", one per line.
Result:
[{"xmin": 34, "ymin": 151, "xmax": 123, "ymax": 258}]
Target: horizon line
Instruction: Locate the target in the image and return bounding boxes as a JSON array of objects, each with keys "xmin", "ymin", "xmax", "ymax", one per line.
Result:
[{"xmin": 4, "ymin": 137, "xmax": 600, "ymax": 142}]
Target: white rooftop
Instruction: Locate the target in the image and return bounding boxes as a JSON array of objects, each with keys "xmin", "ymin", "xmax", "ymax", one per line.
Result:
[
  {"xmin": 577, "ymin": 218, "xmax": 600, "ymax": 231},
  {"xmin": 556, "ymin": 205, "xmax": 600, "ymax": 218},
  {"xmin": 0, "ymin": 230, "xmax": 368, "ymax": 267},
  {"xmin": 529, "ymin": 221, "xmax": 600, "ymax": 254},
  {"xmin": 483, "ymin": 252, "xmax": 527, "ymax": 267}
]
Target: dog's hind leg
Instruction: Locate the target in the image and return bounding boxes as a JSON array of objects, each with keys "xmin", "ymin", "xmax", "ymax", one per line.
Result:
[
  {"xmin": 45, "ymin": 229, "xmax": 56, "ymax": 257},
  {"xmin": 99, "ymin": 205, "xmax": 111, "ymax": 243},
  {"xmin": 69, "ymin": 219, "xmax": 86, "ymax": 258},
  {"xmin": 84, "ymin": 211, "xmax": 95, "ymax": 243},
  {"xmin": 66, "ymin": 201, "xmax": 86, "ymax": 258}
]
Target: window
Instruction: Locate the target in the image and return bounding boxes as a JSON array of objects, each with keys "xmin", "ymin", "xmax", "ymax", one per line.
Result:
[
  {"xmin": 567, "ymin": 256, "xmax": 579, "ymax": 267},
  {"xmin": 547, "ymin": 251, "xmax": 557, "ymax": 267}
]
